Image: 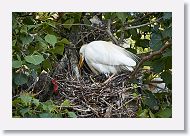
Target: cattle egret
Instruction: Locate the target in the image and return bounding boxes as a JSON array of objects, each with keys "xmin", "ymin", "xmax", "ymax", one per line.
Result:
[
  {"xmin": 79, "ymin": 41, "xmax": 139, "ymax": 75},
  {"xmin": 146, "ymin": 77, "xmax": 168, "ymax": 93}
]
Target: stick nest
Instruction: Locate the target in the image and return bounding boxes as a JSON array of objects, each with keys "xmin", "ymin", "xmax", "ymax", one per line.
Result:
[{"xmin": 34, "ymin": 56, "xmax": 142, "ymax": 118}]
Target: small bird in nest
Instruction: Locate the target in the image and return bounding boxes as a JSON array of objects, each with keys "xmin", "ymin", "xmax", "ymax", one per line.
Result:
[{"xmin": 79, "ymin": 41, "xmax": 139, "ymax": 83}]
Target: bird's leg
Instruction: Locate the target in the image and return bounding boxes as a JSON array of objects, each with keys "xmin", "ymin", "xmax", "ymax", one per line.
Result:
[{"xmin": 103, "ymin": 73, "xmax": 115, "ymax": 84}]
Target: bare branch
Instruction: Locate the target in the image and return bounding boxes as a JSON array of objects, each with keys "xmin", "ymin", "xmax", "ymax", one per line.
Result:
[
  {"xmin": 130, "ymin": 42, "xmax": 171, "ymax": 78},
  {"xmin": 118, "ymin": 30, "xmax": 125, "ymax": 44},
  {"xmin": 127, "ymin": 12, "xmax": 154, "ymax": 25},
  {"xmin": 125, "ymin": 17, "xmax": 162, "ymax": 30},
  {"xmin": 106, "ymin": 19, "xmax": 119, "ymax": 45},
  {"xmin": 59, "ymin": 23, "xmax": 105, "ymax": 32}
]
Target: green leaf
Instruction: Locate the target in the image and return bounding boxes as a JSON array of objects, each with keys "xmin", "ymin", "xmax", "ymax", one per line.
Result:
[
  {"xmin": 164, "ymin": 56, "xmax": 172, "ymax": 70},
  {"xmin": 161, "ymin": 70, "xmax": 172, "ymax": 89},
  {"xmin": 42, "ymin": 103, "xmax": 49, "ymax": 111},
  {"xmin": 130, "ymin": 28, "xmax": 139, "ymax": 40},
  {"xmin": 61, "ymin": 99, "xmax": 71, "ymax": 107},
  {"xmin": 23, "ymin": 16, "xmax": 35, "ymax": 25},
  {"xmin": 20, "ymin": 94, "xmax": 32, "ymax": 105},
  {"xmin": 17, "ymin": 54, "xmax": 22, "ymax": 61},
  {"xmin": 68, "ymin": 112, "xmax": 77, "ymax": 118},
  {"xmin": 152, "ymin": 25, "xmax": 160, "ymax": 32},
  {"xmin": 103, "ymin": 13, "xmax": 116, "ymax": 20},
  {"xmin": 39, "ymin": 113, "xmax": 53, "ymax": 118},
  {"xmin": 149, "ymin": 110, "xmax": 155, "ymax": 118},
  {"xmin": 45, "ymin": 34, "xmax": 57, "ymax": 47},
  {"xmin": 143, "ymin": 91, "xmax": 158, "ymax": 110},
  {"xmin": 150, "ymin": 33, "xmax": 163, "ymax": 51},
  {"xmin": 152, "ymin": 59, "xmax": 165, "ymax": 73},
  {"xmin": 12, "ymin": 60, "xmax": 22, "ymax": 68},
  {"xmin": 47, "ymin": 21, "xmax": 56, "ymax": 28},
  {"xmin": 156, "ymin": 108, "xmax": 172, "ymax": 118},
  {"xmin": 139, "ymin": 26, "xmax": 150, "ymax": 32},
  {"xmin": 163, "ymin": 48, "xmax": 172, "ymax": 57},
  {"xmin": 136, "ymin": 39, "xmax": 149, "ymax": 48},
  {"xmin": 42, "ymin": 60, "xmax": 52, "ymax": 71},
  {"xmin": 14, "ymin": 73, "xmax": 28, "ymax": 85},
  {"xmin": 64, "ymin": 18, "xmax": 75, "ymax": 29},
  {"xmin": 59, "ymin": 38, "xmax": 70, "ymax": 45},
  {"xmin": 20, "ymin": 25, "xmax": 28, "ymax": 34},
  {"xmin": 47, "ymin": 104, "xmax": 56, "ymax": 112},
  {"xmin": 83, "ymin": 17, "xmax": 91, "ymax": 25},
  {"xmin": 36, "ymin": 36, "xmax": 49, "ymax": 49},
  {"xmin": 27, "ymin": 24, "xmax": 39, "ymax": 30},
  {"xmin": 116, "ymin": 12, "xmax": 127, "ymax": 24},
  {"xmin": 162, "ymin": 26, "xmax": 172, "ymax": 38},
  {"xmin": 43, "ymin": 100, "xmax": 56, "ymax": 112},
  {"xmin": 71, "ymin": 12, "xmax": 82, "ymax": 22},
  {"xmin": 12, "ymin": 40, "xmax": 17, "ymax": 46},
  {"xmin": 20, "ymin": 108, "xmax": 30, "ymax": 117},
  {"xmin": 24, "ymin": 54, "xmax": 44, "ymax": 65},
  {"xmin": 52, "ymin": 44, "xmax": 64, "ymax": 55},
  {"xmin": 163, "ymin": 12, "xmax": 172, "ymax": 20},
  {"xmin": 126, "ymin": 48, "xmax": 137, "ymax": 54},
  {"xmin": 32, "ymin": 98, "xmax": 40, "ymax": 107},
  {"xmin": 138, "ymin": 109, "xmax": 149, "ymax": 118},
  {"xmin": 12, "ymin": 98, "xmax": 22, "ymax": 107},
  {"xmin": 20, "ymin": 34, "xmax": 33, "ymax": 45}
]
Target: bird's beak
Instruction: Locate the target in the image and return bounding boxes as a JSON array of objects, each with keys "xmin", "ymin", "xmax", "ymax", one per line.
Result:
[{"xmin": 78, "ymin": 55, "xmax": 84, "ymax": 69}]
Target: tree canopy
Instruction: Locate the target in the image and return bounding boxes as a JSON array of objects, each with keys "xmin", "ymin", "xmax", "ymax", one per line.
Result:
[{"xmin": 12, "ymin": 12, "xmax": 172, "ymax": 118}]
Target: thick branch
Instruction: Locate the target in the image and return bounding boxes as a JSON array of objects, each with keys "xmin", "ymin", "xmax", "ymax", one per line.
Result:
[{"xmin": 130, "ymin": 42, "xmax": 171, "ymax": 78}]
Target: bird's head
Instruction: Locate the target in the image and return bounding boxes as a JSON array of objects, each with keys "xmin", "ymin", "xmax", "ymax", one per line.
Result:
[
  {"xmin": 78, "ymin": 45, "xmax": 86, "ymax": 69},
  {"xmin": 78, "ymin": 53, "xmax": 84, "ymax": 68}
]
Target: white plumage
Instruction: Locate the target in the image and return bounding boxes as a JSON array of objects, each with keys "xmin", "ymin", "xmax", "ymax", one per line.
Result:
[{"xmin": 79, "ymin": 41, "xmax": 139, "ymax": 75}]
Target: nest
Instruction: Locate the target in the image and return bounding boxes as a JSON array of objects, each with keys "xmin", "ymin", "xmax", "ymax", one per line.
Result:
[
  {"xmin": 57, "ymin": 74, "xmax": 141, "ymax": 118},
  {"xmin": 34, "ymin": 54, "xmax": 142, "ymax": 118}
]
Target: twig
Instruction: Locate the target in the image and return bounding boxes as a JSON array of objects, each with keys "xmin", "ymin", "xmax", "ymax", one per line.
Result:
[
  {"xmin": 118, "ymin": 29, "xmax": 125, "ymax": 45},
  {"xmin": 127, "ymin": 12, "xmax": 154, "ymax": 25},
  {"xmin": 130, "ymin": 42, "xmax": 171, "ymax": 78},
  {"xmin": 106, "ymin": 19, "xmax": 119, "ymax": 45},
  {"xmin": 100, "ymin": 98, "xmax": 117, "ymax": 110},
  {"xmin": 149, "ymin": 81, "xmax": 165, "ymax": 84},
  {"xmin": 59, "ymin": 23, "xmax": 105, "ymax": 32},
  {"xmin": 64, "ymin": 30, "xmax": 96, "ymax": 50},
  {"xmin": 125, "ymin": 17, "xmax": 162, "ymax": 30},
  {"xmin": 124, "ymin": 94, "xmax": 141, "ymax": 105},
  {"xmin": 82, "ymin": 101, "xmax": 100, "ymax": 117}
]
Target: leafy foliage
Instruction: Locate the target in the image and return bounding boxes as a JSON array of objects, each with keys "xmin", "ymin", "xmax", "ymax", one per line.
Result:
[
  {"xmin": 12, "ymin": 93, "xmax": 76, "ymax": 118},
  {"xmin": 12, "ymin": 12, "xmax": 172, "ymax": 118}
]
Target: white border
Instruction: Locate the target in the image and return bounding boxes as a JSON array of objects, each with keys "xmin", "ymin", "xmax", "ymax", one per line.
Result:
[{"xmin": 0, "ymin": 0, "xmax": 184, "ymax": 130}]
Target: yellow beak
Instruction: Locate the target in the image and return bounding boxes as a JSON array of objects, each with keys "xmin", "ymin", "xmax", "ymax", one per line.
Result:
[{"xmin": 78, "ymin": 55, "xmax": 84, "ymax": 69}]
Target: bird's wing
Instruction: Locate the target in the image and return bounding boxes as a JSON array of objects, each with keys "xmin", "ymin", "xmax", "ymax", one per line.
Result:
[{"xmin": 85, "ymin": 41, "xmax": 139, "ymax": 67}]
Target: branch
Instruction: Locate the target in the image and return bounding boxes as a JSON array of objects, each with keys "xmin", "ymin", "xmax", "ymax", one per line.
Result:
[
  {"xmin": 106, "ymin": 19, "xmax": 119, "ymax": 45},
  {"xmin": 127, "ymin": 12, "xmax": 154, "ymax": 25},
  {"xmin": 59, "ymin": 23, "xmax": 105, "ymax": 32},
  {"xmin": 118, "ymin": 29, "xmax": 125, "ymax": 45},
  {"xmin": 125, "ymin": 17, "xmax": 162, "ymax": 30},
  {"xmin": 130, "ymin": 42, "xmax": 171, "ymax": 78}
]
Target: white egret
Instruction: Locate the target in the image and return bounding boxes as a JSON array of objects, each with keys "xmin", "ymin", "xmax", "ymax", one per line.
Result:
[
  {"xmin": 146, "ymin": 77, "xmax": 168, "ymax": 93},
  {"xmin": 79, "ymin": 41, "xmax": 139, "ymax": 76}
]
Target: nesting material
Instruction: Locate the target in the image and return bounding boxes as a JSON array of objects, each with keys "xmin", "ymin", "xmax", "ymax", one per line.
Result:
[{"xmin": 42, "ymin": 60, "xmax": 142, "ymax": 118}]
